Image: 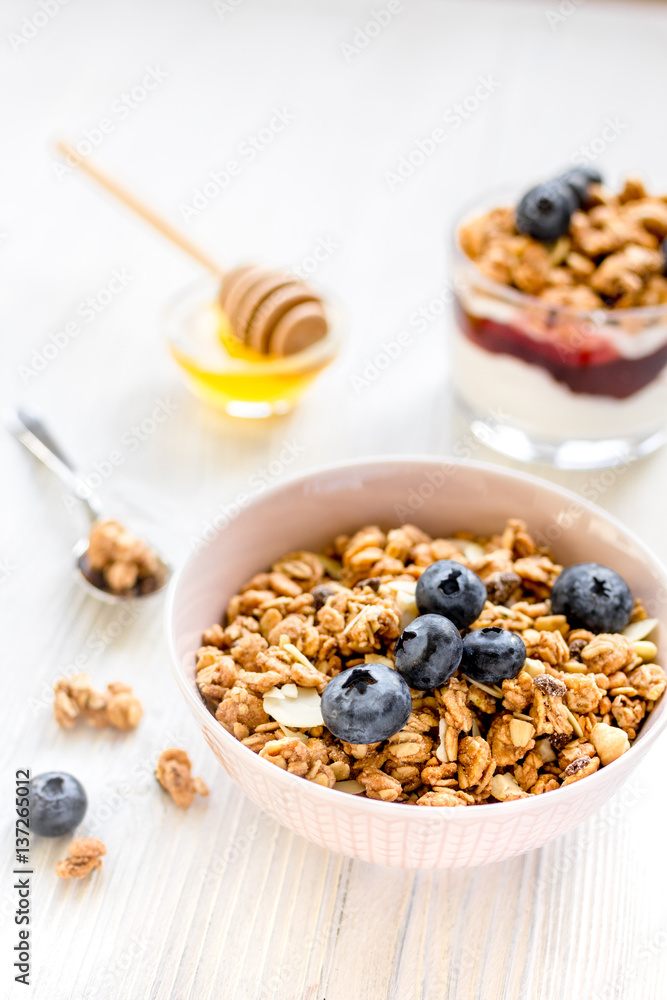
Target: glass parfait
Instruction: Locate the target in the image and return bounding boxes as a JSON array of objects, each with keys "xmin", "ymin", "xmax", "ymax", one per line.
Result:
[{"xmin": 451, "ymin": 202, "xmax": 667, "ymax": 470}]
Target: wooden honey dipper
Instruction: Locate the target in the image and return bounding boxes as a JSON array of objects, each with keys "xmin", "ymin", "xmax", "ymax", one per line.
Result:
[
  {"xmin": 56, "ymin": 142, "xmax": 329, "ymax": 357},
  {"xmin": 219, "ymin": 264, "xmax": 327, "ymax": 356}
]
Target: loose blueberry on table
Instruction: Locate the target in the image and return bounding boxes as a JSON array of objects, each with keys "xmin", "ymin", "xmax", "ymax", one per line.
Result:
[{"xmin": 30, "ymin": 772, "xmax": 87, "ymax": 837}]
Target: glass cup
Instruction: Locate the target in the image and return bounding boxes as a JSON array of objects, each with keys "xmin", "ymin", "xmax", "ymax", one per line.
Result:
[
  {"xmin": 165, "ymin": 277, "xmax": 341, "ymax": 418},
  {"xmin": 450, "ymin": 198, "xmax": 667, "ymax": 469}
]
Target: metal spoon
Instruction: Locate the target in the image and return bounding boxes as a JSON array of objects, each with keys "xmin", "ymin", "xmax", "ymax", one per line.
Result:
[{"xmin": 7, "ymin": 408, "xmax": 171, "ymax": 603}]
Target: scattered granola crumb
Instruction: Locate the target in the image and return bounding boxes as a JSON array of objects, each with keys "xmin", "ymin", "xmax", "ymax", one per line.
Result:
[
  {"xmin": 155, "ymin": 749, "xmax": 209, "ymax": 808},
  {"xmin": 56, "ymin": 838, "xmax": 106, "ymax": 880},
  {"xmin": 53, "ymin": 674, "xmax": 143, "ymax": 731}
]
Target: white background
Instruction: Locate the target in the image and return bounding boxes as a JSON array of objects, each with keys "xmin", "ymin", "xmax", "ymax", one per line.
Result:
[{"xmin": 2, "ymin": 1, "xmax": 667, "ymax": 997}]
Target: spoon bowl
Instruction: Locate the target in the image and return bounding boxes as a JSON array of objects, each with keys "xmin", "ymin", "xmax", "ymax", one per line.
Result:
[
  {"xmin": 7, "ymin": 407, "xmax": 172, "ymax": 603},
  {"xmin": 73, "ymin": 536, "xmax": 171, "ymax": 604}
]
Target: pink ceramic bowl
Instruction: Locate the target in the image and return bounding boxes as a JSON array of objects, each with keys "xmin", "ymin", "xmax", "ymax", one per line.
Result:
[{"xmin": 165, "ymin": 457, "xmax": 667, "ymax": 869}]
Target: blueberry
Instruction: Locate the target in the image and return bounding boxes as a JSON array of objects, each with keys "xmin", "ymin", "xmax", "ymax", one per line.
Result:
[
  {"xmin": 550, "ymin": 562, "xmax": 633, "ymax": 633},
  {"xmin": 461, "ymin": 627, "xmax": 526, "ymax": 684},
  {"xmin": 30, "ymin": 772, "xmax": 87, "ymax": 837},
  {"xmin": 394, "ymin": 614, "xmax": 463, "ymax": 690},
  {"xmin": 516, "ymin": 182, "xmax": 573, "ymax": 242},
  {"xmin": 321, "ymin": 663, "xmax": 412, "ymax": 744},
  {"xmin": 415, "ymin": 560, "xmax": 486, "ymax": 629},
  {"xmin": 557, "ymin": 166, "xmax": 603, "ymax": 205}
]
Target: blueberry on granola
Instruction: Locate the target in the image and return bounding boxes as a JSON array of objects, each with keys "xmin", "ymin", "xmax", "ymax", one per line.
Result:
[
  {"xmin": 461, "ymin": 627, "xmax": 526, "ymax": 684},
  {"xmin": 516, "ymin": 182, "xmax": 573, "ymax": 242},
  {"xmin": 415, "ymin": 559, "xmax": 486, "ymax": 628},
  {"xmin": 551, "ymin": 562, "xmax": 633, "ymax": 633},
  {"xmin": 320, "ymin": 663, "xmax": 412, "ymax": 744},
  {"xmin": 557, "ymin": 166, "xmax": 603, "ymax": 205},
  {"xmin": 30, "ymin": 772, "xmax": 87, "ymax": 837},
  {"xmin": 394, "ymin": 614, "xmax": 463, "ymax": 690}
]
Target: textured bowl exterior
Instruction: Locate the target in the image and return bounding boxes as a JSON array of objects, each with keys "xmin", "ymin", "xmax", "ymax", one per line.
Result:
[{"xmin": 166, "ymin": 457, "xmax": 667, "ymax": 869}]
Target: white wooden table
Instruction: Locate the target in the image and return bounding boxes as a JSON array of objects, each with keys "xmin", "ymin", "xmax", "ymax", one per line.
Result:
[{"xmin": 3, "ymin": 1, "xmax": 667, "ymax": 996}]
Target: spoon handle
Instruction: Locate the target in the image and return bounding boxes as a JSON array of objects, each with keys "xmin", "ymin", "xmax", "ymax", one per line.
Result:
[{"xmin": 6, "ymin": 408, "xmax": 103, "ymax": 522}]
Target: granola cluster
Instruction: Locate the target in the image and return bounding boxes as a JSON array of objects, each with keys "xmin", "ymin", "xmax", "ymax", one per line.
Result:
[
  {"xmin": 195, "ymin": 520, "xmax": 664, "ymax": 807},
  {"xmin": 85, "ymin": 518, "xmax": 164, "ymax": 595},
  {"xmin": 53, "ymin": 673, "xmax": 143, "ymax": 730},
  {"xmin": 459, "ymin": 176, "xmax": 667, "ymax": 310},
  {"xmin": 155, "ymin": 748, "xmax": 210, "ymax": 808},
  {"xmin": 55, "ymin": 837, "xmax": 106, "ymax": 880}
]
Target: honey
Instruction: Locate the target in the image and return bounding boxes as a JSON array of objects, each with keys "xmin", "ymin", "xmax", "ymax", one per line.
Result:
[{"xmin": 165, "ymin": 280, "xmax": 339, "ymax": 417}]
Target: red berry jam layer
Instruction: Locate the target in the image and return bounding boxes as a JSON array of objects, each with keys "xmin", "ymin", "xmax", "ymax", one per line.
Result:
[{"xmin": 455, "ymin": 300, "xmax": 667, "ymax": 400}]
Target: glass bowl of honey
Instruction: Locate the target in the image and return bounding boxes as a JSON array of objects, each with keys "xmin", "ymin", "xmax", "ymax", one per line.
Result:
[{"xmin": 165, "ymin": 277, "xmax": 342, "ymax": 417}]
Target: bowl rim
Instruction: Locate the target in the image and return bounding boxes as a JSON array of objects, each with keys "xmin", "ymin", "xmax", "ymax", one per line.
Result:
[
  {"xmin": 165, "ymin": 453, "xmax": 667, "ymax": 820},
  {"xmin": 452, "ymin": 191, "xmax": 667, "ymax": 323}
]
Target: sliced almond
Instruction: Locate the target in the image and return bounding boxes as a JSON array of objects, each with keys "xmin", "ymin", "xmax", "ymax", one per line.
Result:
[
  {"xmin": 490, "ymin": 773, "xmax": 528, "ymax": 801},
  {"xmin": 622, "ymin": 618, "xmax": 659, "ymax": 642},
  {"xmin": 462, "ymin": 676, "xmax": 503, "ymax": 699},
  {"xmin": 278, "ymin": 724, "xmax": 308, "ymax": 743},
  {"xmin": 535, "ymin": 738, "xmax": 557, "ymax": 764},
  {"xmin": 382, "ymin": 580, "xmax": 417, "ymax": 595},
  {"xmin": 491, "ymin": 605, "xmax": 513, "ymax": 618},
  {"xmin": 364, "ymin": 654, "xmax": 395, "ymax": 668},
  {"xmin": 334, "ymin": 779, "xmax": 365, "ymax": 795},
  {"xmin": 443, "ymin": 538, "xmax": 485, "ymax": 562},
  {"xmin": 461, "ymin": 541, "xmax": 485, "ymax": 562},
  {"xmin": 279, "ymin": 636, "xmax": 318, "ymax": 672},
  {"xmin": 509, "ymin": 718, "xmax": 535, "ymax": 747},
  {"xmin": 382, "ymin": 580, "xmax": 418, "ymax": 630},
  {"xmin": 435, "ymin": 718, "xmax": 449, "ymax": 763},
  {"xmin": 317, "ymin": 554, "xmax": 342, "ymax": 580},
  {"xmin": 564, "ymin": 707, "xmax": 583, "ymax": 739},
  {"xmin": 263, "ymin": 686, "xmax": 324, "ymax": 728}
]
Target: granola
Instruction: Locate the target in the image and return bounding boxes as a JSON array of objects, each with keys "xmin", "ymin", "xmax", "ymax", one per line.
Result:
[
  {"xmin": 55, "ymin": 837, "xmax": 106, "ymax": 879},
  {"xmin": 155, "ymin": 748, "xmax": 209, "ymax": 808},
  {"xmin": 459, "ymin": 176, "xmax": 667, "ymax": 308},
  {"xmin": 194, "ymin": 519, "xmax": 663, "ymax": 806},
  {"xmin": 82, "ymin": 518, "xmax": 165, "ymax": 596},
  {"xmin": 54, "ymin": 673, "xmax": 143, "ymax": 730}
]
